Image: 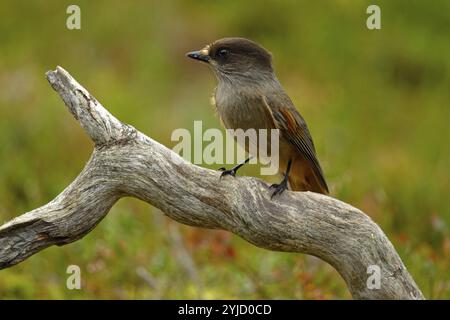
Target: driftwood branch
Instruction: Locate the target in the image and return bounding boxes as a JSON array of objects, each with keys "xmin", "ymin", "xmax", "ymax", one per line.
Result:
[{"xmin": 0, "ymin": 66, "xmax": 424, "ymax": 300}]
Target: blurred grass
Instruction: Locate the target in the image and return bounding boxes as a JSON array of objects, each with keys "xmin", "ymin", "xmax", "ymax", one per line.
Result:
[{"xmin": 0, "ymin": 0, "xmax": 449, "ymax": 299}]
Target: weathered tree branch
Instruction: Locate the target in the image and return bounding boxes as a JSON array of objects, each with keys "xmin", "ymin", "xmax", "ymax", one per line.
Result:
[{"xmin": 0, "ymin": 66, "xmax": 424, "ymax": 300}]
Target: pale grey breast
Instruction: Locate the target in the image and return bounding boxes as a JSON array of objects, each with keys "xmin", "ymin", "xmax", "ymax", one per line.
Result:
[
  {"xmin": 214, "ymin": 84, "xmax": 275, "ymax": 131},
  {"xmin": 214, "ymin": 83, "xmax": 279, "ymax": 158}
]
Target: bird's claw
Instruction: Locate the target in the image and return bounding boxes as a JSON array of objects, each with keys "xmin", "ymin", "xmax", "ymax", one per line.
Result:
[
  {"xmin": 219, "ymin": 167, "xmax": 236, "ymax": 179},
  {"xmin": 269, "ymin": 179, "xmax": 288, "ymax": 199},
  {"xmin": 218, "ymin": 158, "xmax": 251, "ymax": 180}
]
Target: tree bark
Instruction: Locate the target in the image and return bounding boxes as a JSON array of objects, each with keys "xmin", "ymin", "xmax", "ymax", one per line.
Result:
[{"xmin": 0, "ymin": 66, "xmax": 424, "ymax": 300}]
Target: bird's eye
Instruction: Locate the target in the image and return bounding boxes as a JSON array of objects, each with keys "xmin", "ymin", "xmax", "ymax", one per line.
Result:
[{"xmin": 217, "ymin": 48, "xmax": 230, "ymax": 57}]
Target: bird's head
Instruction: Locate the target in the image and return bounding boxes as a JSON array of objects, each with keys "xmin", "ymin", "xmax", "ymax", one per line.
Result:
[{"xmin": 186, "ymin": 37, "xmax": 273, "ymax": 82}]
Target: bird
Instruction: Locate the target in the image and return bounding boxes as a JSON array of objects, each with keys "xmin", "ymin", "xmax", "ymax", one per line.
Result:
[{"xmin": 186, "ymin": 37, "xmax": 329, "ymax": 197}]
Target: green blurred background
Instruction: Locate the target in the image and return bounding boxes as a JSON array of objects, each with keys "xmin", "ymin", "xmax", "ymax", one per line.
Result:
[{"xmin": 0, "ymin": 0, "xmax": 449, "ymax": 299}]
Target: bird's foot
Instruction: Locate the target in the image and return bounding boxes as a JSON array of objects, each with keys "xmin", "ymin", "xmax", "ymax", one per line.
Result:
[
  {"xmin": 218, "ymin": 167, "xmax": 237, "ymax": 178},
  {"xmin": 269, "ymin": 177, "xmax": 289, "ymax": 198},
  {"xmin": 218, "ymin": 157, "xmax": 251, "ymax": 179}
]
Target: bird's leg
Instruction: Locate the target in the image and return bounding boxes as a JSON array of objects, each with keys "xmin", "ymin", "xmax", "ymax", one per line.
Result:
[
  {"xmin": 219, "ymin": 157, "xmax": 252, "ymax": 178},
  {"xmin": 270, "ymin": 159, "xmax": 292, "ymax": 198}
]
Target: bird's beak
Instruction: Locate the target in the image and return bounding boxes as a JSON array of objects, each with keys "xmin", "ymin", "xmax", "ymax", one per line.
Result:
[{"xmin": 186, "ymin": 48, "xmax": 210, "ymax": 63}]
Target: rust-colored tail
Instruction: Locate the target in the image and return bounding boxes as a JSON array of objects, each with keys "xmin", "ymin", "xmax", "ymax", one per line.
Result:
[{"xmin": 288, "ymin": 158, "xmax": 329, "ymax": 195}]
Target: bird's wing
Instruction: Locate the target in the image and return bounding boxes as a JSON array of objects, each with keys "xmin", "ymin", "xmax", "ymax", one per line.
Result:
[{"xmin": 261, "ymin": 93, "xmax": 329, "ymax": 193}]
